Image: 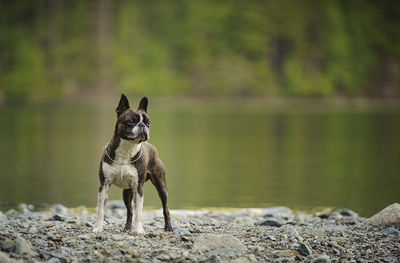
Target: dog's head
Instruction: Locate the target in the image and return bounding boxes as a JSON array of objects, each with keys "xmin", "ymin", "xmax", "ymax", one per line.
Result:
[{"xmin": 115, "ymin": 94, "xmax": 151, "ymax": 142}]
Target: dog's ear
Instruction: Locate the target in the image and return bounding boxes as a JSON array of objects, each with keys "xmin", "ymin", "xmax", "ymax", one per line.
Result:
[
  {"xmin": 116, "ymin": 94, "xmax": 130, "ymax": 116},
  {"xmin": 137, "ymin": 96, "xmax": 148, "ymax": 113}
]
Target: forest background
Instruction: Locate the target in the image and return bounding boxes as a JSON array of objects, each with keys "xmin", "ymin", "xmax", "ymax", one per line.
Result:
[{"xmin": 1, "ymin": 0, "xmax": 400, "ymax": 101}]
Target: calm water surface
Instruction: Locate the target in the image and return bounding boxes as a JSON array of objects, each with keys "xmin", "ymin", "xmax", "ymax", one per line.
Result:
[{"xmin": 0, "ymin": 99, "xmax": 399, "ymax": 216}]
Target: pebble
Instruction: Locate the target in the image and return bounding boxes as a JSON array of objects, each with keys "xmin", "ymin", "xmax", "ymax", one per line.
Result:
[
  {"xmin": 255, "ymin": 219, "xmax": 282, "ymax": 227},
  {"xmin": 312, "ymin": 254, "xmax": 330, "ymax": 263},
  {"xmin": 14, "ymin": 235, "xmax": 35, "ymax": 256},
  {"xmin": 51, "ymin": 204, "xmax": 68, "ymax": 215},
  {"xmin": 173, "ymin": 227, "xmax": 190, "ymax": 235},
  {"xmin": 379, "ymin": 227, "xmax": 400, "ymax": 237},
  {"xmin": 49, "ymin": 214, "xmax": 66, "ymax": 222},
  {"xmin": 0, "ymin": 239, "xmax": 15, "ymax": 252},
  {"xmin": 335, "ymin": 209, "xmax": 358, "ymax": 217},
  {"xmin": 297, "ymin": 242, "xmax": 312, "ymax": 256},
  {"xmin": 0, "ymin": 202, "xmax": 399, "ymax": 262}
]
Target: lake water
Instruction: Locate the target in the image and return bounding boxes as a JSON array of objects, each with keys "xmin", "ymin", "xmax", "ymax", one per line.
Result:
[{"xmin": 0, "ymin": 98, "xmax": 399, "ymax": 217}]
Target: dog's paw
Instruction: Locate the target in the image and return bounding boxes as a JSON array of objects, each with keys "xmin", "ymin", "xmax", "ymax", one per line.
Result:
[
  {"xmin": 93, "ymin": 226, "xmax": 103, "ymax": 234},
  {"xmin": 123, "ymin": 226, "xmax": 133, "ymax": 234},
  {"xmin": 165, "ymin": 225, "xmax": 173, "ymax": 232},
  {"xmin": 134, "ymin": 226, "xmax": 145, "ymax": 235}
]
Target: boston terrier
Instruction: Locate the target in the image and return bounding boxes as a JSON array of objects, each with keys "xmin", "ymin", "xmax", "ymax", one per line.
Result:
[{"xmin": 93, "ymin": 94, "xmax": 172, "ymax": 234}]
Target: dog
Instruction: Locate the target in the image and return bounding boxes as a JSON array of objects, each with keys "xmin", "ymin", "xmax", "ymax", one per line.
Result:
[{"xmin": 93, "ymin": 94, "xmax": 172, "ymax": 234}]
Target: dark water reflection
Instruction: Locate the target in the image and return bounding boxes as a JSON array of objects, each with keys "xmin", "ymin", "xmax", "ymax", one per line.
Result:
[{"xmin": 0, "ymin": 100, "xmax": 399, "ymax": 216}]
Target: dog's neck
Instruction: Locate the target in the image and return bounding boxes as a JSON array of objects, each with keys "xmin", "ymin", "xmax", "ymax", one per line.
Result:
[
  {"xmin": 109, "ymin": 136, "xmax": 142, "ymax": 163},
  {"xmin": 117, "ymin": 138, "xmax": 141, "ymax": 158}
]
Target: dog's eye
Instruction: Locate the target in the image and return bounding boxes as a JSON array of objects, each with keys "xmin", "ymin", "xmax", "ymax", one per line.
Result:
[
  {"xmin": 146, "ymin": 120, "xmax": 151, "ymax": 127},
  {"xmin": 126, "ymin": 120, "xmax": 134, "ymax": 126}
]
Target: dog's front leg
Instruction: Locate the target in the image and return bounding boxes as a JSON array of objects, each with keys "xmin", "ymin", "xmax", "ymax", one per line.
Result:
[
  {"xmin": 93, "ymin": 183, "xmax": 110, "ymax": 233},
  {"xmin": 133, "ymin": 187, "xmax": 145, "ymax": 234}
]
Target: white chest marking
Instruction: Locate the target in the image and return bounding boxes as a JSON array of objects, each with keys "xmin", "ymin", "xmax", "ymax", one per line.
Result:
[{"xmin": 102, "ymin": 140, "xmax": 141, "ymax": 189}]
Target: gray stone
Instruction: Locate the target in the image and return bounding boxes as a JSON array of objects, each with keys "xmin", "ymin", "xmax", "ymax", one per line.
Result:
[
  {"xmin": 49, "ymin": 214, "xmax": 66, "ymax": 222},
  {"xmin": 293, "ymin": 213, "xmax": 307, "ymax": 224},
  {"xmin": 281, "ymin": 225, "xmax": 301, "ymax": 240},
  {"xmin": 0, "ymin": 238, "xmax": 15, "ymax": 252},
  {"xmin": 297, "ymin": 243, "xmax": 312, "ymax": 256},
  {"xmin": 14, "ymin": 235, "xmax": 35, "ymax": 256},
  {"xmin": 255, "ymin": 219, "xmax": 281, "ymax": 227},
  {"xmin": 32, "ymin": 238, "xmax": 48, "ymax": 247},
  {"xmin": 379, "ymin": 227, "xmax": 400, "ymax": 237},
  {"xmin": 50, "ymin": 204, "xmax": 68, "ymax": 215},
  {"xmin": 335, "ymin": 209, "xmax": 358, "ymax": 217},
  {"xmin": 363, "ymin": 203, "xmax": 400, "ymax": 229},
  {"xmin": 18, "ymin": 203, "xmax": 34, "ymax": 217},
  {"xmin": 312, "ymin": 254, "xmax": 330, "ymax": 263},
  {"xmin": 173, "ymin": 227, "xmax": 190, "ymax": 235},
  {"xmin": 194, "ymin": 234, "xmax": 247, "ymax": 253},
  {"xmin": 5, "ymin": 209, "xmax": 18, "ymax": 218}
]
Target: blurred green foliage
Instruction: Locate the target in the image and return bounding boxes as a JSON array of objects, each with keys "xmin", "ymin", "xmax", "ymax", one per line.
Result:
[{"xmin": 0, "ymin": 0, "xmax": 400, "ymax": 100}]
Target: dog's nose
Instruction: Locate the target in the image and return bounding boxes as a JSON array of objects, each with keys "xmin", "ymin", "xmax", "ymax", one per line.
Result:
[{"xmin": 138, "ymin": 122, "xmax": 145, "ymax": 128}]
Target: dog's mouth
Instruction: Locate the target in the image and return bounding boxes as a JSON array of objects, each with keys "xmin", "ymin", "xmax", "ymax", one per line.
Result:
[{"xmin": 127, "ymin": 133, "xmax": 148, "ymax": 142}]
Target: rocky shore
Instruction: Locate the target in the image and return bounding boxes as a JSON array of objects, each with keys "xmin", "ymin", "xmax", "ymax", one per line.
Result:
[{"xmin": 1, "ymin": 202, "xmax": 399, "ymax": 262}]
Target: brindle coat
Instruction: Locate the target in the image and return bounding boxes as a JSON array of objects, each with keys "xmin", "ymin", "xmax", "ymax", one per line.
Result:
[{"xmin": 96, "ymin": 95, "xmax": 172, "ymax": 233}]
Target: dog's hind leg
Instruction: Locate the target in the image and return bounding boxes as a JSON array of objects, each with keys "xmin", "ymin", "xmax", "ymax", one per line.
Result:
[
  {"xmin": 150, "ymin": 173, "xmax": 173, "ymax": 231},
  {"xmin": 123, "ymin": 188, "xmax": 133, "ymax": 233},
  {"xmin": 93, "ymin": 183, "xmax": 110, "ymax": 233}
]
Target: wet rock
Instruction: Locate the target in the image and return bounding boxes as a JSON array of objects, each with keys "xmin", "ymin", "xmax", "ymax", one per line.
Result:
[
  {"xmin": 297, "ymin": 243, "xmax": 312, "ymax": 256},
  {"xmin": 255, "ymin": 219, "xmax": 282, "ymax": 227},
  {"xmin": 14, "ymin": 235, "xmax": 35, "ymax": 256},
  {"xmin": 363, "ymin": 203, "xmax": 400, "ymax": 229},
  {"xmin": 379, "ymin": 227, "xmax": 400, "ymax": 237},
  {"xmin": 194, "ymin": 234, "xmax": 247, "ymax": 253}
]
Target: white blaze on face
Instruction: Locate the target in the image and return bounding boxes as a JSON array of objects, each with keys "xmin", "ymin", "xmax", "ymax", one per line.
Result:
[{"xmin": 131, "ymin": 113, "xmax": 143, "ymax": 137}]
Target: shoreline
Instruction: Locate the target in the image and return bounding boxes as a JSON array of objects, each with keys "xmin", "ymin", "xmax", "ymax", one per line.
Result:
[{"xmin": 1, "ymin": 202, "xmax": 399, "ymax": 262}]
